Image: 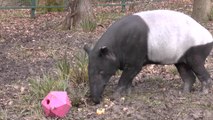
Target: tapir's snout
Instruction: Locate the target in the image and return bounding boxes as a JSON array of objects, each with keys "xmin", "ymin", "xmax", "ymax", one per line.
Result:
[
  {"xmin": 90, "ymin": 86, "xmax": 103, "ymax": 104},
  {"xmin": 90, "ymin": 83, "xmax": 105, "ymax": 104}
]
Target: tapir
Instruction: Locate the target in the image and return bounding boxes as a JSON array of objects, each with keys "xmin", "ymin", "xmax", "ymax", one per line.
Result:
[{"xmin": 84, "ymin": 10, "xmax": 213, "ymax": 104}]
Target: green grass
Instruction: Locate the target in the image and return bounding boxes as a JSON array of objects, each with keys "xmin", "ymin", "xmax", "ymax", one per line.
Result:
[
  {"xmin": 56, "ymin": 55, "xmax": 71, "ymax": 83},
  {"xmin": 70, "ymin": 51, "xmax": 88, "ymax": 85},
  {"xmin": 19, "ymin": 0, "xmax": 31, "ymax": 5},
  {"xmin": 80, "ymin": 19, "xmax": 97, "ymax": 32},
  {"xmin": 0, "ymin": 10, "xmax": 29, "ymax": 20},
  {"xmin": 36, "ymin": 0, "xmax": 64, "ymax": 13},
  {"xmin": 208, "ymin": 7, "xmax": 213, "ymax": 21},
  {"xmin": 0, "ymin": 107, "xmax": 8, "ymax": 120},
  {"xmin": 20, "ymin": 50, "xmax": 89, "ymax": 118},
  {"xmin": 29, "ymin": 74, "xmax": 67, "ymax": 101},
  {"xmin": 80, "ymin": 12, "xmax": 125, "ymax": 32},
  {"xmin": 96, "ymin": 12, "xmax": 125, "ymax": 25},
  {"xmin": 69, "ymin": 51, "xmax": 89, "ymax": 106}
]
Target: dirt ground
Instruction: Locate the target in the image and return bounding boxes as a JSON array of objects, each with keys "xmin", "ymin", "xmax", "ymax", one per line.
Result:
[{"xmin": 1, "ymin": 1, "xmax": 213, "ymax": 120}]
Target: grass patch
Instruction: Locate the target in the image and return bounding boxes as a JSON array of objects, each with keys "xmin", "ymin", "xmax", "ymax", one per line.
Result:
[
  {"xmin": 70, "ymin": 51, "xmax": 88, "ymax": 85},
  {"xmin": 142, "ymin": 96, "xmax": 163, "ymax": 106},
  {"xmin": 20, "ymin": 50, "xmax": 89, "ymax": 118},
  {"xmin": 56, "ymin": 55, "xmax": 71, "ymax": 83},
  {"xmin": 0, "ymin": 10, "xmax": 30, "ymax": 19},
  {"xmin": 208, "ymin": 7, "xmax": 213, "ymax": 21},
  {"xmin": 80, "ymin": 19, "xmax": 97, "ymax": 32},
  {"xmin": 69, "ymin": 51, "xmax": 89, "ymax": 106},
  {"xmin": 29, "ymin": 74, "xmax": 67, "ymax": 101},
  {"xmin": 0, "ymin": 107, "xmax": 8, "ymax": 120},
  {"xmin": 19, "ymin": 0, "xmax": 32, "ymax": 5},
  {"xmin": 96, "ymin": 12, "xmax": 125, "ymax": 25},
  {"xmin": 37, "ymin": 0, "xmax": 64, "ymax": 13},
  {"xmin": 60, "ymin": 11, "xmax": 125, "ymax": 32}
]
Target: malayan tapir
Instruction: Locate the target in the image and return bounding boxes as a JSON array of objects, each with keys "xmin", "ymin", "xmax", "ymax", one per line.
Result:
[{"xmin": 84, "ymin": 10, "xmax": 213, "ymax": 104}]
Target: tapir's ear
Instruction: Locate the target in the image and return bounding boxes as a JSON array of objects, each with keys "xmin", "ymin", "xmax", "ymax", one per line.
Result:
[
  {"xmin": 99, "ymin": 46, "xmax": 116, "ymax": 61},
  {"xmin": 84, "ymin": 44, "xmax": 92, "ymax": 54},
  {"xmin": 99, "ymin": 46, "xmax": 108, "ymax": 57}
]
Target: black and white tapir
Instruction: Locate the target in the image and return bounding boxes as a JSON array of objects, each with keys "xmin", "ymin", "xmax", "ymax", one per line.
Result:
[{"xmin": 84, "ymin": 10, "xmax": 213, "ymax": 104}]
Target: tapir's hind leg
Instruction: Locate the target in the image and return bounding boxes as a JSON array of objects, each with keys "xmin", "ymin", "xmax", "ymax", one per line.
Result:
[
  {"xmin": 186, "ymin": 43, "xmax": 213, "ymax": 94},
  {"xmin": 175, "ymin": 63, "xmax": 196, "ymax": 93},
  {"xmin": 188, "ymin": 62, "xmax": 212, "ymax": 94}
]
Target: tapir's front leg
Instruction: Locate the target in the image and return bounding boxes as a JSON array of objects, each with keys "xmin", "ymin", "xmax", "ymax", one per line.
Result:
[
  {"xmin": 175, "ymin": 63, "xmax": 196, "ymax": 93},
  {"xmin": 113, "ymin": 66, "xmax": 142, "ymax": 98}
]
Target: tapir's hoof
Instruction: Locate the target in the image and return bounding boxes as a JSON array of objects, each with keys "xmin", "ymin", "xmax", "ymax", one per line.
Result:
[
  {"xmin": 182, "ymin": 89, "xmax": 191, "ymax": 94},
  {"xmin": 111, "ymin": 86, "xmax": 133, "ymax": 100},
  {"xmin": 201, "ymin": 79, "xmax": 212, "ymax": 94},
  {"xmin": 126, "ymin": 87, "xmax": 132, "ymax": 95},
  {"xmin": 111, "ymin": 91, "xmax": 122, "ymax": 101},
  {"xmin": 111, "ymin": 87, "xmax": 126, "ymax": 100},
  {"xmin": 111, "ymin": 87, "xmax": 124, "ymax": 100},
  {"xmin": 182, "ymin": 85, "xmax": 192, "ymax": 94}
]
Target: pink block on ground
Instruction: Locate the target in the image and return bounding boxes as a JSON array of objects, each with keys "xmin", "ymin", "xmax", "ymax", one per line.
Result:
[{"xmin": 41, "ymin": 91, "xmax": 71, "ymax": 118}]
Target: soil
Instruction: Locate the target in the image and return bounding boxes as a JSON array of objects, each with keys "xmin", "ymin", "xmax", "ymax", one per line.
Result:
[{"xmin": 1, "ymin": 1, "xmax": 213, "ymax": 120}]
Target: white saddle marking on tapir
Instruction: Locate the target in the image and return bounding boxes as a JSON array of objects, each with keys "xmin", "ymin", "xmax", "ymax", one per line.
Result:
[{"xmin": 134, "ymin": 10, "xmax": 213, "ymax": 64}]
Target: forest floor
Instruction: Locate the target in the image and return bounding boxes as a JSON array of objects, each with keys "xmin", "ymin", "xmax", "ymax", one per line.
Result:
[{"xmin": 1, "ymin": 0, "xmax": 213, "ymax": 120}]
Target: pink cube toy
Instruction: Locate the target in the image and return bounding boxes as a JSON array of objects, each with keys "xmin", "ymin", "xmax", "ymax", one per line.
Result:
[{"xmin": 41, "ymin": 91, "xmax": 71, "ymax": 118}]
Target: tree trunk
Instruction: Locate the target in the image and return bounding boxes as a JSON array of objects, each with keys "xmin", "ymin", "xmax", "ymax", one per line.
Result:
[
  {"xmin": 61, "ymin": 0, "xmax": 95, "ymax": 30},
  {"xmin": 192, "ymin": 0, "xmax": 211, "ymax": 23}
]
